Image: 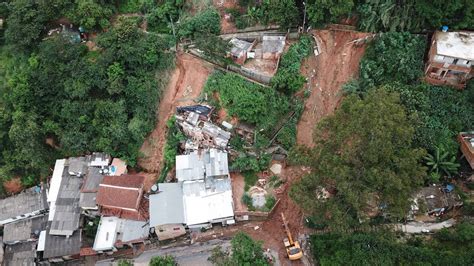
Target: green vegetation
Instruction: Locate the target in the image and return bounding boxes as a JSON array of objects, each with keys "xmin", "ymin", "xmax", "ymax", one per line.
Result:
[
  {"xmin": 242, "ymin": 171, "xmax": 258, "ymax": 191},
  {"xmin": 226, "ymin": 0, "xmax": 299, "ymax": 30},
  {"xmin": 178, "ymin": 8, "xmax": 220, "ymax": 39},
  {"xmin": 204, "ymin": 72, "xmax": 290, "ymax": 132},
  {"xmin": 159, "ymin": 117, "xmax": 185, "ymax": 183},
  {"xmin": 290, "ymin": 89, "xmax": 427, "ymax": 230},
  {"xmin": 311, "ymin": 223, "xmax": 474, "ymax": 265},
  {"xmin": 84, "ymin": 217, "xmax": 100, "ymax": 239},
  {"xmin": 146, "ymin": 0, "xmax": 184, "ymax": 33},
  {"xmin": 346, "ymin": 32, "xmax": 474, "ymax": 156},
  {"xmin": 208, "ymin": 232, "xmax": 270, "ymax": 266},
  {"xmin": 263, "ymin": 194, "xmax": 276, "ymax": 211},
  {"xmin": 0, "ymin": 11, "xmax": 174, "ymax": 192},
  {"xmin": 149, "ymin": 255, "xmax": 177, "ymax": 266},
  {"xmin": 424, "ymin": 146, "xmax": 460, "ymax": 181},
  {"xmin": 117, "ymin": 259, "xmax": 133, "ymax": 266},
  {"xmin": 358, "ymin": 32, "xmax": 426, "ymax": 89},
  {"xmin": 306, "ymin": 0, "xmax": 354, "ymax": 26},
  {"xmin": 271, "ymin": 35, "xmax": 313, "ymax": 95}
]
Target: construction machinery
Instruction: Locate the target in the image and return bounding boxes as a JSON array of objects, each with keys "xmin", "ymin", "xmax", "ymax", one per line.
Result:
[{"xmin": 281, "ymin": 213, "xmax": 303, "ymax": 260}]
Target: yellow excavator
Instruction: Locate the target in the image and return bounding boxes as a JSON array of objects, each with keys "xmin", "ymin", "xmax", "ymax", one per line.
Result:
[{"xmin": 281, "ymin": 213, "xmax": 303, "ymax": 260}]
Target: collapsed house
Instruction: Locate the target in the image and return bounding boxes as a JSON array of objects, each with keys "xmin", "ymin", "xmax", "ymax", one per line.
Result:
[
  {"xmin": 261, "ymin": 35, "xmax": 286, "ymax": 60},
  {"xmin": 425, "ymin": 30, "xmax": 474, "ymax": 89},
  {"xmin": 176, "ymin": 107, "xmax": 231, "ymax": 150},
  {"xmin": 149, "ymin": 149, "xmax": 234, "ymax": 231},
  {"xmin": 459, "ymin": 132, "xmax": 474, "ymax": 169},
  {"xmin": 409, "ymin": 185, "xmax": 463, "ymax": 221}
]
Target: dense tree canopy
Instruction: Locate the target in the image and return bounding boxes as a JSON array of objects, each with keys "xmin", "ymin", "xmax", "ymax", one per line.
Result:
[
  {"xmin": 358, "ymin": 32, "xmax": 426, "ymax": 88},
  {"xmin": 306, "ymin": 0, "xmax": 354, "ymax": 26},
  {"xmin": 290, "ymin": 89, "xmax": 426, "ymax": 230},
  {"xmin": 0, "ymin": 16, "xmax": 173, "ymax": 186},
  {"xmin": 209, "ymin": 232, "xmax": 270, "ymax": 266},
  {"xmin": 311, "ymin": 223, "xmax": 474, "ymax": 265}
]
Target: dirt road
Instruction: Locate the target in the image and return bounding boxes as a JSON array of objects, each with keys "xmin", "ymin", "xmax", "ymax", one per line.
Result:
[
  {"xmin": 297, "ymin": 29, "xmax": 370, "ymax": 147},
  {"xmin": 138, "ymin": 53, "xmax": 213, "ymax": 188}
]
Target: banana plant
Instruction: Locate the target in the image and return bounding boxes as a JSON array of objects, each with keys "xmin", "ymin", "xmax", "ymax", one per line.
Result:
[{"xmin": 424, "ymin": 147, "xmax": 460, "ymax": 178}]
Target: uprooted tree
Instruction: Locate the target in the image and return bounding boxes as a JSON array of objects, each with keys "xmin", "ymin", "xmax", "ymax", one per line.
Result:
[{"xmin": 290, "ymin": 89, "xmax": 427, "ymax": 230}]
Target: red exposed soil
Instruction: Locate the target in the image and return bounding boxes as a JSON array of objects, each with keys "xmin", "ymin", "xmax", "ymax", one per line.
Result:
[
  {"xmin": 213, "ymin": 0, "xmax": 239, "ymax": 34},
  {"xmin": 297, "ymin": 29, "xmax": 371, "ymax": 147},
  {"xmin": 4, "ymin": 178, "xmax": 23, "ymax": 195},
  {"xmin": 231, "ymin": 172, "xmax": 247, "ymax": 212},
  {"xmin": 138, "ymin": 53, "xmax": 213, "ymax": 188}
]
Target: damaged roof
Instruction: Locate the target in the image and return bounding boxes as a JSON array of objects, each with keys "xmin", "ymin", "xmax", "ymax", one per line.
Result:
[
  {"xmin": 0, "ymin": 186, "xmax": 48, "ymax": 225},
  {"xmin": 43, "ymin": 223, "xmax": 82, "ymax": 259},
  {"xmin": 176, "ymin": 152, "xmax": 206, "ymax": 181},
  {"xmin": 262, "ymin": 35, "xmax": 286, "ymax": 54},
  {"xmin": 3, "ymin": 241, "xmax": 36, "ymax": 266},
  {"xmin": 3, "ymin": 215, "xmax": 48, "ymax": 243},
  {"xmin": 435, "ymin": 31, "xmax": 474, "ymax": 61}
]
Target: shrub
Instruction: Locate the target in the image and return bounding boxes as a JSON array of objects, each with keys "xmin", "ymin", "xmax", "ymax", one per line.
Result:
[
  {"xmin": 243, "ymin": 171, "xmax": 258, "ymax": 190},
  {"xmin": 264, "ymin": 195, "xmax": 276, "ymax": 211},
  {"xmin": 271, "ymin": 35, "xmax": 313, "ymax": 95},
  {"xmin": 178, "ymin": 9, "xmax": 221, "ymax": 39}
]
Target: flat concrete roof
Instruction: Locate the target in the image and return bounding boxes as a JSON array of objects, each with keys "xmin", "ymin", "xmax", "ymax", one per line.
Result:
[
  {"xmin": 436, "ymin": 31, "xmax": 474, "ymax": 61},
  {"xmin": 149, "ymin": 183, "xmax": 185, "ymax": 226}
]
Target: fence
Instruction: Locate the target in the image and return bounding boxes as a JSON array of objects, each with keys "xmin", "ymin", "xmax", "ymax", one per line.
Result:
[{"xmin": 234, "ymin": 199, "xmax": 280, "ymax": 221}]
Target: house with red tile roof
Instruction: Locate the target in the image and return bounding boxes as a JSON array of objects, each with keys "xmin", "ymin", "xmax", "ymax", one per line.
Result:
[{"xmin": 96, "ymin": 175, "xmax": 148, "ymax": 221}]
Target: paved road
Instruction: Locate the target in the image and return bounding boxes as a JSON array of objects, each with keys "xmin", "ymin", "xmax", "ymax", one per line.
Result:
[
  {"xmin": 96, "ymin": 239, "xmax": 230, "ymax": 266},
  {"xmin": 96, "ymin": 239, "xmax": 281, "ymax": 266}
]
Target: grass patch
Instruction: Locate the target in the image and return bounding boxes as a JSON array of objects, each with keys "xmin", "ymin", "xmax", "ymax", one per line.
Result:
[
  {"xmin": 243, "ymin": 171, "xmax": 258, "ymax": 191},
  {"xmin": 263, "ymin": 195, "xmax": 276, "ymax": 211}
]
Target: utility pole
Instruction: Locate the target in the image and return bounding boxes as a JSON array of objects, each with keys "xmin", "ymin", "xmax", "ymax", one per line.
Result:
[{"xmin": 302, "ymin": 1, "xmax": 307, "ymax": 32}]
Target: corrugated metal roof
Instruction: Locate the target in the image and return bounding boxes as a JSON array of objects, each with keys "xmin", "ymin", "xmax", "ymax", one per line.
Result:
[
  {"xmin": 0, "ymin": 187, "xmax": 48, "ymax": 224},
  {"xmin": 3, "ymin": 215, "xmax": 47, "ymax": 243},
  {"xmin": 43, "ymin": 223, "xmax": 81, "ymax": 259},
  {"xmin": 205, "ymin": 149, "xmax": 229, "ymax": 178},
  {"xmin": 149, "ymin": 183, "xmax": 185, "ymax": 226},
  {"xmin": 176, "ymin": 152, "xmax": 205, "ymax": 181}
]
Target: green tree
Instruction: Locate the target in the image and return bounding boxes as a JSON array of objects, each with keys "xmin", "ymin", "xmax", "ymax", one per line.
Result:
[
  {"xmin": 359, "ymin": 32, "xmax": 426, "ymax": 89},
  {"xmin": 67, "ymin": 0, "xmax": 114, "ymax": 30},
  {"xmin": 290, "ymin": 89, "xmax": 426, "ymax": 230},
  {"xmin": 178, "ymin": 8, "xmax": 220, "ymax": 39},
  {"xmin": 4, "ymin": 0, "xmax": 53, "ymax": 50},
  {"xmin": 209, "ymin": 232, "xmax": 270, "ymax": 266},
  {"xmin": 268, "ymin": 0, "xmax": 300, "ymax": 28},
  {"xmin": 424, "ymin": 146, "xmax": 460, "ymax": 179},
  {"xmin": 149, "ymin": 255, "xmax": 177, "ymax": 266},
  {"xmin": 307, "ymin": 0, "xmax": 354, "ymax": 26}
]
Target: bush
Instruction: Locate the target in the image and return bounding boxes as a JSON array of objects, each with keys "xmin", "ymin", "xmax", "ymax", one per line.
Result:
[
  {"xmin": 204, "ymin": 71, "xmax": 290, "ymax": 132},
  {"xmin": 271, "ymin": 35, "xmax": 313, "ymax": 95},
  {"xmin": 263, "ymin": 195, "xmax": 276, "ymax": 211},
  {"xmin": 242, "ymin": 193, "xmax": 253, "ymax": 208},
  {"xmin": 243, "ymin": 171, "xmax": 258, "ymax": 190},
  {"xmin": 149, "ymin": 255, "xmax": 177, "ymax": 266},
  {"xmin": 359, "ymin": 32, "xmax": 426, "ymax": 89},
  {"xmin": 178, "ymin": 8, "xmax": 221, "ymax": 39}
]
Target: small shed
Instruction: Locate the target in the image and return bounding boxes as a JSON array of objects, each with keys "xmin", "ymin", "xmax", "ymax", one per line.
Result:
[{"xmin": 230, "ymin": 38, "xmax": 257, "ymax": 65}]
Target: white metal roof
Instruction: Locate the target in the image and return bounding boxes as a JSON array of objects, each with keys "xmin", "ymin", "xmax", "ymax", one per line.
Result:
[
  {"xmin": 93, "ymin": 216, "xmax": 119, "ymax": 251},
  {"xmin": 183, "ymin": 189, "xmax": 234, "ymax": 226},
  {"xmin": 436, "ymin": 31, "xmax": 474, "ymax": 61},
  {"xmin": 47, "ymin": 159, "xmax": 65, "ymax": 203},
  {"xmin": 176, "ymin": 152, "xmax": 205, "ymax": 181}
]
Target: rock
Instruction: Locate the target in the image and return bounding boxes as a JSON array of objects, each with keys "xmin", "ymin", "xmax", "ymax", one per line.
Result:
[{"xmin": 270, "ymin": 163, "xmax": 282, "ymax": 175}]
